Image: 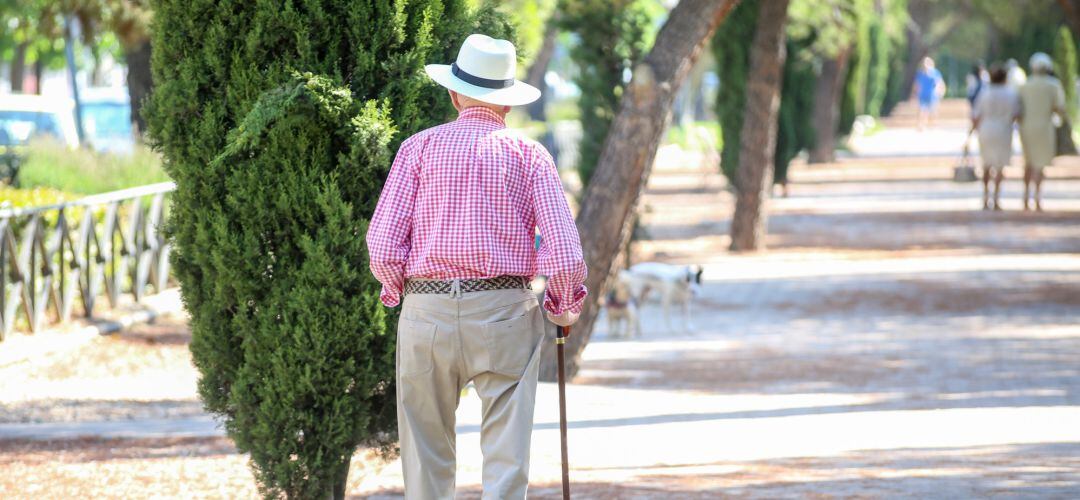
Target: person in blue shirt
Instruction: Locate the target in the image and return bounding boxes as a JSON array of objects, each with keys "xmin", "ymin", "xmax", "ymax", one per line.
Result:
[{"xmin": 913, "ymin": 57, "xmax": 946, "ymax": 131}]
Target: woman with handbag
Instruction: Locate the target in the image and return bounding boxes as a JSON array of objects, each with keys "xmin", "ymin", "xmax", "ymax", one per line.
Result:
[
  {"xmin": 1018, "ymin": 53, "xmax": 1067, "ymax": 212},
  {"xmin": 973, "ymin": 65, "xmax": 1021, "ymax": 211}
]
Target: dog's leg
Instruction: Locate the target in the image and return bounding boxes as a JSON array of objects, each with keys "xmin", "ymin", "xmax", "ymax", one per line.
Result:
[
  {"xmin": 610, "ymin": 310, "xmax": 625, "ymax": 339},
  {"xmin": 683, "ymin": 297, "xmax": 695, "ymax": 333},
  {"xmin": 661, "ymin": 287, "xmax": 674, "ymax": 333}
]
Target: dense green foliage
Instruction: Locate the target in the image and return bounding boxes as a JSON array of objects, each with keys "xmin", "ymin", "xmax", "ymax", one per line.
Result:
[
  {"xmin": 712, "ymin": 0, "xmax": 759, "ymax": 189},
  {"xmin": 145, "ymin": 0, "xmax": 509, "ymax": 496},
  {"xmin": 881, "ymin": 35, "xmax": 910, "ymax": 116},
  {"xmin": 0, "ymin": 185, "xmax": 72, "ymax": 209},
  {"xmin": 864, "ymin": 19, "xmax": 891, "ymax": 117},
  {"xmin": 497, "ymin": 0, "xmax": 556, "ymax": 70},
  {"xmin": 715, "ymin": 0, "xmax": 815, "ymax": 187},
  {"xmin": 775, "ymin": 37, "xmax": 816, "ymax": 184},
  {"xmin": 559, "ymin": 0, "xmax": 656, "ymax": 186},
  {"xmin": 15, "ymin": 139, "xmax": 166, "ymax": 194},
  {"xmin": 1054, "ymin": 26, "xmax": 1078, "ymax": 123},
  {"xmin": 839, "ymin": 0, "xmax": 873, "ymax": 135}
]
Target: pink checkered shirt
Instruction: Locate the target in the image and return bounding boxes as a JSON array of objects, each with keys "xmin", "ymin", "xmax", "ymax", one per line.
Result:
[{"xmin": 367, "ymin": 106, "xmax": 587, "ymax": 315}]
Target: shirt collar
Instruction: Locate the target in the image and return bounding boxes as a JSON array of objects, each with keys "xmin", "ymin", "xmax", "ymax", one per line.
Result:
[{"xmin": 457, "ymin": 106, "xmax": 506, "ymax": 127}]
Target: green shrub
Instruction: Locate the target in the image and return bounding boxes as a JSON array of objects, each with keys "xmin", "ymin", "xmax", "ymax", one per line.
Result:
[
  {"xmin": 0, "ymin": 186, "xmax": 74, "ymax": 209},
  {"xmin": 16, "ymin": 139, "xmax": 168, "ymax": 194},
  {"xmin": 145, "ymin": 0, "xmax": 510, "ymax": 497}
]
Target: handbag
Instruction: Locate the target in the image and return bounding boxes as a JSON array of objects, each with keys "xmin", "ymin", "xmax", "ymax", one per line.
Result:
[
  {"xmin": 1056, "ymin": 117, "xmax": 1078, "ymax": 157},
  {"xmin": 953, "ymin": 131, "xmax": 978, "ymax": 182}
]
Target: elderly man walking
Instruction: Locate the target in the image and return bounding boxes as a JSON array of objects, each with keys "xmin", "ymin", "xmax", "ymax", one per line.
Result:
[{"xmin": 367, "ymin": 34, "xmax": 587, "ymax": 499}]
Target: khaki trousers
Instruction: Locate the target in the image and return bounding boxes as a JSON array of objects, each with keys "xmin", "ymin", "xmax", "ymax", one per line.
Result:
[{"xmin": 397, "ymin": 285, "xmax": 546, "ymax": 500}]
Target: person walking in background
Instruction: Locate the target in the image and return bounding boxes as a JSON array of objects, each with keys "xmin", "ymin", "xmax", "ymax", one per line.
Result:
[
  {"xmin": 1006, "ymin": 59, "xmax": 1028, "ymax": 90},
  {"xmin": 914, "ymin": 57, "xmax": 946, "ymax": 131},
  {"xmin": 972, "ymin": 64, "xmax": 1020, "ymax": 211},
  {"xmin": 367, "ymin": 34, "xmax": 587, "ymax": 499},
  {"xmin": 1018, "ymin": 52, "xmax": 1067, "ymax": 212},
  {"xmin": 967, "ymin": 62, "xmax": 988, "ymax": 106}
]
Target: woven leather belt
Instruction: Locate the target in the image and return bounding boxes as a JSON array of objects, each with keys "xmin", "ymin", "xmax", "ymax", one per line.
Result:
[{"xmin": 404, "ymin": 275, "xmax": 532, "ymax": 295}]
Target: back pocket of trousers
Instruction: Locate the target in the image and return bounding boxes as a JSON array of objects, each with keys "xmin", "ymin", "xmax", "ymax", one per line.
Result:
[
  {"xmin": 398, "ymin": 318, "xmax": 437, "ymax": 376},
  {"xmin": 483, "ymin": 312, "xmax": 537, "ymax": 378}
]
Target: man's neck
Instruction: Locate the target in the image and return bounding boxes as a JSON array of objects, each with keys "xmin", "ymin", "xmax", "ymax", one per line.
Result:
[{"xmin": 460, "ymin": 104, "xmax": 506, "ymax": 118}]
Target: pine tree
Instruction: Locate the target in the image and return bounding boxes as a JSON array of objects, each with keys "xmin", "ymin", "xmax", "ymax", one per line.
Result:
[{"xmin": 145, "ymin": 1, "xmax": 509, "ymax": 497}]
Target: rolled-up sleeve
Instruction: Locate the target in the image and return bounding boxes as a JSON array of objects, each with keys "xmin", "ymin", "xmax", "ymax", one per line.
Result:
[
  {"xmin": 531, "ymin": 148, "xmax": 588, "ymax": 315},
  {"xmin": 367, "ymin": 139, "xmax": 418, "ymax": 307}
]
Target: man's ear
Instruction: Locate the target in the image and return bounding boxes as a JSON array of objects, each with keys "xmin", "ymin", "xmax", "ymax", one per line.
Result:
[
  {"xmin": 503, "ymin": 105, "xmax": 511, "ymax": 114},
  {"xmin": 449, "ymin": 90, "xmax": 462, "ymax": 111}
]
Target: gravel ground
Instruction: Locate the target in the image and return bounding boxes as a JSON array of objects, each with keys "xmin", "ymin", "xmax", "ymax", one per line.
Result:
[{"xmin": 0, "ymin": 315, "xmax": 202, "ymax": 424}]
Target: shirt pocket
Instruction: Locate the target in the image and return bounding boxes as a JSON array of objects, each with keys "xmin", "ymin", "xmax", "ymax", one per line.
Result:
[
  {"xmin": 483, "ymin": 308, "xmax": 540, "ymax": 378},
  {"xmin": 397, "ymin": 318, "xmax": 437, "ymax": 376}
]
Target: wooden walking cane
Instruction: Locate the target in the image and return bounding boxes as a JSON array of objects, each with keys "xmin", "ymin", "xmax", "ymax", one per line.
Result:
[{"xmin": 556, "ymin": 325, "xmax": 571, "ymax": 499}]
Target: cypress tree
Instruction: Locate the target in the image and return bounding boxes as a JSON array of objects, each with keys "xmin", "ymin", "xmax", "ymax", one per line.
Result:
[
  {"xmin": 559, "ymin": 0, "xmax": 655, "ymax": 187},
  {"xmin": 774, "ymin": 38, "xmax": 816, "ymax": 186},
  {"xmin": 712, "ymin": 0, "xmax": 759, "ymax": 189},
  {"xmin": 145, "ymin": 1, "xmax": 509, "ymax": 497},
  {"xmin": 1054, "ymin": 25, "xmax": 1078, "ymax": 123},
  {"xmin": 715, "ymin": 0, "xmax": 811, "ymax": 189},
  {"xmin": 838, "ymin": 0, "xmax": 872, "ymax": 135}
]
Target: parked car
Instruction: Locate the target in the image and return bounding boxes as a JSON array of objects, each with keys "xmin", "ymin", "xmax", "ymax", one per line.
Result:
[
  {"xmin": 0, "ymin": 94, "xmax": 80, "ymax": 182},
  {"xmin": 81, "ymin": 87, "xmax": 135, "ymax": 154}
]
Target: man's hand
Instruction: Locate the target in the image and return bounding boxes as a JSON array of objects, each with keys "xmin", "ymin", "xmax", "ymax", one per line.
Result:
[{"xmin": 546, "ymin": 310, "xmax": 579, "ymax": 327}]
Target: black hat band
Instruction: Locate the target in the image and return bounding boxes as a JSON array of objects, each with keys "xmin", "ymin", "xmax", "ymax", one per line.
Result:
[{"xmin": 452, "ymin": 63, "xmax": 514, "ymax": 89}]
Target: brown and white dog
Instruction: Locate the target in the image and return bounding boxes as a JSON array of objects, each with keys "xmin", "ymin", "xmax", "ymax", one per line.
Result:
[
  {"xmin": 605, "ymin": 271, "xmax": 640, "ymax": 339},
  {"xmin": 622, "ymin": 262, "xmax": 703, "ymax": 333}
]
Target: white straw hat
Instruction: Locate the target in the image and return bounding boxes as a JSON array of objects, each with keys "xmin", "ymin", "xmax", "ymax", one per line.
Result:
[{"xmin": 425, "ymin": 34, "xmax": 540, "ymax": 106}]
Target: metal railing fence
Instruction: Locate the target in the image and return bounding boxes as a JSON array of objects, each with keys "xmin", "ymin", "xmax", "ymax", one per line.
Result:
[{"xmin": 0, "ymin": 182, "xmax": 175, "ymax": 340}]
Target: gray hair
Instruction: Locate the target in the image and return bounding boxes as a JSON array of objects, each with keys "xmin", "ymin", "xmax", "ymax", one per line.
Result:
[{"xmin": 1029, "ymin": 52, "xmax": 1053, "ymax": 74}]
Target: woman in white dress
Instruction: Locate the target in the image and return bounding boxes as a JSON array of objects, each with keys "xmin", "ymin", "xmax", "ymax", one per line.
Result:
[
  {"xmin": 972, "ymin": 64, "xmax": 1021, "ymax": 210},
  {"xmin": 1018, "ymin": 53, "xmax": 1067, "ymax": 211}
]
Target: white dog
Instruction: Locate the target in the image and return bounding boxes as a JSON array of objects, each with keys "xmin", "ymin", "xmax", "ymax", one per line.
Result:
[
  {"xmin": 604, "ymin": 271, "xmax": 640, "ymax": 339},
  {"xmin": 622, "ymin": 262, "xmax": 703, "ymax": 333}
]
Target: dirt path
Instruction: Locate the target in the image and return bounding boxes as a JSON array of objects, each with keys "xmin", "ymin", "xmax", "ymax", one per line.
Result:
[{"xmin": 3, "ymin": 116, "xmax": 1078, "ymax": 498}]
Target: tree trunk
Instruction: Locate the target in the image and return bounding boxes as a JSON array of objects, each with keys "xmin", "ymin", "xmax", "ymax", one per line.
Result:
[
  {"xmin": 730, "ymin": 0, "xmax": 789, "ymax": 252},
  {"xmin": 10, "ymin": 42, "xmax": 28, "ymax": 93},
  {"xmin": 539, "ymin": 0, "xmax": 740, "ymax": 382},
  {"xmin": 807, "ymin": 48, "xmax": 850, "ymax": 164},
  {"xmin": 125, "ymin": 38, "xmax": 153, "ymax": 137},
  {"xmin": 1058, "ymin": 0, "xmax": 1080, "ymax": 37},
  {"xmin": 525, "ymin": 22, "xmax": 558, "ymax": 122},
  {"xmin": 33, "ymin": 60, "xmax": 44, "ymax": 95},
  {"xmin": 326, "ymin": 459, "xmax": 349, "ymax": 500}
]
